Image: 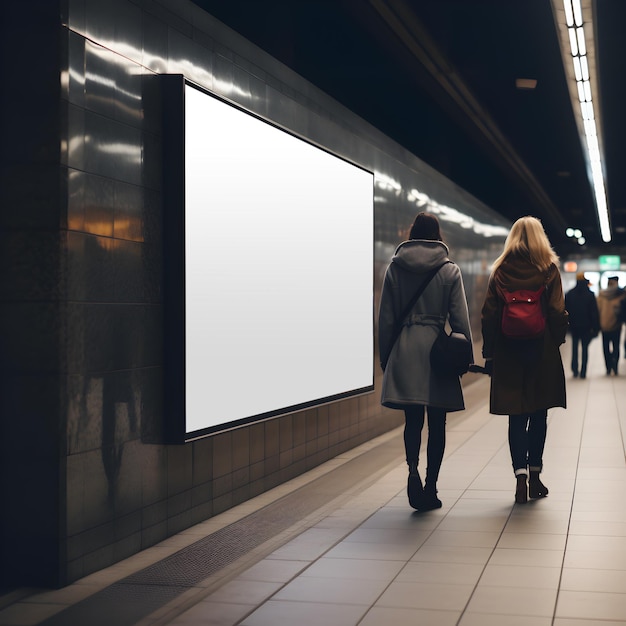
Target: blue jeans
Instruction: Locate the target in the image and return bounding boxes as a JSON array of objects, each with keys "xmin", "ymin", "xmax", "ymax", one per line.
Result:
[
  {"xmin": 508, "ymin": 410, "xmax": 547, "ymax": 475},
  {"xmin": 404, "ymin": 405, "xmax": 446, "ymax": 487}
]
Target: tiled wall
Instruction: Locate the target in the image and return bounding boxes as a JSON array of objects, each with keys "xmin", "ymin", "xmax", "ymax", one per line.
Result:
[{"xmin": 1, "ymin": 0, "xmax": 508, "ymax": 588}]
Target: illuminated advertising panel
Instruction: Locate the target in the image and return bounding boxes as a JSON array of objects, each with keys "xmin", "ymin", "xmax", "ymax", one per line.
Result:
[{"xmin": 174, "ymin": 81, "xmax": 374, "ymax": 438}]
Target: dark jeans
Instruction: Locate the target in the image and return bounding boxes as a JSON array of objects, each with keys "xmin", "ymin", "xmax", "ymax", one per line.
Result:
[
  {"xmin": 570, "ymin": 329, "xmax": 592, "ymax": 377},
  {"xmin": 602, "ymin": 329, "xmax": 621, "ymax": 373},
  {"xmin": 508, "ymin": 410, "xmax": 547, "ymax": 475},
  {"xmin": 404, "ymin": 405, "xmax": 446, "ymax": 487}
]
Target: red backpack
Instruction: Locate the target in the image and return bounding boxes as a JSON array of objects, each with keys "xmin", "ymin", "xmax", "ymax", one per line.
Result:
[{"xmin": 498, "ymin": 284, "xmax": 547, "ymax": 339}]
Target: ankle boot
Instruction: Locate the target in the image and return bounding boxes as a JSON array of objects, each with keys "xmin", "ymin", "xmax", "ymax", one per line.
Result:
[
  {"xmin": 407, "ymin": 462, "xmax": 424, "ymax": 510},
  {"xmin": 420, "ymin": 483, "xmax": 442, "ymax": 511},
  {"xmin": 528, "ymin": 471, "xmax": 548, "ymax": 498},
  {"xmin": 515, "ymin": 474, "xmax": 528, "ymax": 504}
]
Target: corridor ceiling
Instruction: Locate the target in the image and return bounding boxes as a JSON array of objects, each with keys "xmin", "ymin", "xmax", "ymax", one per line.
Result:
[{"xmin": 192, "ymin": 0, "xmax": 626, "ymax": 255}]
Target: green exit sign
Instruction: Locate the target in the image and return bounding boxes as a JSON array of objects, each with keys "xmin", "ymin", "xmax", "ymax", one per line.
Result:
[{"xmin": 599, "ymin": 255, "xmax": 621, "ymax": 270}]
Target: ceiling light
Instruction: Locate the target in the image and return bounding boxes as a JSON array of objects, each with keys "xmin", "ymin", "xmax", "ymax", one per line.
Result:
[
  {"xmin": 572, "ymin": 0, "xmax": 583, "ymax": 26},
  {"xmin": 552, "ymin": 0, "xmax": 611, "ymax": 242},
  {"xmin": 568, "ymin": 27, "xmax": 578, "ymax": 55},
  {"xmin": 576, "ymin": 27, "xmax": 586, "ymax": 55},
  {"xmin": 563, "ymin": 0, "xmax": 574, "ymax": 25},
  {"xmin": 515, "ymin": 78, "xmax": 537, "ymax": 90},
  {"xmin": 580, "ymin": 56, "xmax": 589, "ymax": 80}
]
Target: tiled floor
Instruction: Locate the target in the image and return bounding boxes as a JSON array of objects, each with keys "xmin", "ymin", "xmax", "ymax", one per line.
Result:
[{"xmin": 3, "ymin": 339, "xmax": 626, "ymax": 625}]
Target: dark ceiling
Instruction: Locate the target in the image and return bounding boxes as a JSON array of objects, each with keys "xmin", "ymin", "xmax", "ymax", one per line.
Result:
[{"xmin": 192, "ymin": 0, "xmax": 626, "ymax": 256}]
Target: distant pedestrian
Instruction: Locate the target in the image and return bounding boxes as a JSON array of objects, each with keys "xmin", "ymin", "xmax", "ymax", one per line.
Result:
[
  {"xmin": 596, "ymin": 276, "xmax": 625, "ymax": 375},
  {"xmin": 565, "ymin": 272, "xmax": 599, "ymax": 379},
  {"xmin": 480, "ymin": 216, "xmax": 568, "ymax": 504},
  {"xmin": 378, "ymin": 212, "xmax": 473, "ymax": 512}
]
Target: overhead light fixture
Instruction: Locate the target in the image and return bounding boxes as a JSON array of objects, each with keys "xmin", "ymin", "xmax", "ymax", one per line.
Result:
[
  {"xmin": 515, "ymin": 78, "xmax": 537, "ymax": 90},
  {"xmin": 555, "ymin": 0, "xmax": 611, "ymax": 242},
  {"xmin": 566, "ymin": 226, "xmax": 585, "ymax": 245}
]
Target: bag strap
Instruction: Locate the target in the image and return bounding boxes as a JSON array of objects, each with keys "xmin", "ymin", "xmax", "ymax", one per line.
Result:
[{"xmin": 390, "ymin": 261, "xmax": 450, "ymax": 348}]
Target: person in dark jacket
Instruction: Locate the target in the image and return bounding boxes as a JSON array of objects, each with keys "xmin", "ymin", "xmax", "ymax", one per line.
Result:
[
  {"xmin": 565, "ymin": 271, "xmax": 599, "ymax": 379},
  {"xmin": 596, "ymin": 276, "xmax": 625, "ymax": 375},
  {"xmin": 378, "ymin": 212, "xmax": 473, "ymax": 512},
  {"xmin": 481, "ymin": 216, "xmax": 568, "ymax": 504}
]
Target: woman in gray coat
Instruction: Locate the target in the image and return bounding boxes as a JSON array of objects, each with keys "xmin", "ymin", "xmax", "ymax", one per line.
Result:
[{"xmin": 379, "ymin": 213, "xmax": 473, "ymax": 511}]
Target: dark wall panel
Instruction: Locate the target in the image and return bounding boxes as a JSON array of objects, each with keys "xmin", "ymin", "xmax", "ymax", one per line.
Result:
[{"xmin": 1, "ymin": 0, "xmax": 510, "ymax": 588}]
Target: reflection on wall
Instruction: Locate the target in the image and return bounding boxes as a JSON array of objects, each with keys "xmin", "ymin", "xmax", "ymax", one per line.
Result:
[{"xmin": 2, "ymin": 0, "xmax": 513, "ymax": 588}]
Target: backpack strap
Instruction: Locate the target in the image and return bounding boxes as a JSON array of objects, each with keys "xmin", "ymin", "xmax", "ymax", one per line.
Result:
[{"xmin": 390, "ymin": 261, "xmax": 450, "ymax": 349}]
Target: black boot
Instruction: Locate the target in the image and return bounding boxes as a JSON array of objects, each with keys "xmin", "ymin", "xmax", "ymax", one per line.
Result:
[
  {"xmin": 528, "ymin": 471, "xmax": 548, "ymax": 498},
  {"xmin": 420, "ymin": 482, "xmax": 442, "ymax": 511},
  {"xmin": 515, "ymin": 474, "xmax": 528, "ymax": 503},
  {"xmin": 407, "ymin": 461, "xmax": 424, "ymax": 510}
]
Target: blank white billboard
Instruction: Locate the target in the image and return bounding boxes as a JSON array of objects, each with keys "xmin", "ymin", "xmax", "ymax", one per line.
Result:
[{"xmin": 184, "ymin": 83, "xmax": 374, "ymax": 436}]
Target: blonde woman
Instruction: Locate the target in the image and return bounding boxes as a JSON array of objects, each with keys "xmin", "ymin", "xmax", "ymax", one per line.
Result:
[{"xmin": 481, "ymin": 216, "xmax": 568, "ymax": 503}]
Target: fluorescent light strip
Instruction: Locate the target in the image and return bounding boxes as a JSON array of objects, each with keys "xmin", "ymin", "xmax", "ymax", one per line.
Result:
[
  {"xmin": 568, "ymin": 27, "xmax": 579, "ymax": 55},
  {"xmin": 562, "ymin": 0, "xmax": 611, "ymax": 242},
  {"xmin": 572, "ymin": 56, "xmax": 582, "ymax": 80},
  {"xmin": 572, "ymin": 0, "xmax": 583, "ymax": 26}
]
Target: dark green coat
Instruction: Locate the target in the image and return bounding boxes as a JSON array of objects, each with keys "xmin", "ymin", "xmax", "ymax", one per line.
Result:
[{"xmin": 481, "ymin": 254, "xmax": 568, "ymax": 415}]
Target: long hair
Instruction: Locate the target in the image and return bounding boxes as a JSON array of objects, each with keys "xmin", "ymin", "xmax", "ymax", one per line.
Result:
[
  {"xmin": 492, "ymin": 216, "xmax": 559, "ymax": 273},
  {"xmin": 409, "ymin": 212, "xmax": 443, "ymax": 242}
]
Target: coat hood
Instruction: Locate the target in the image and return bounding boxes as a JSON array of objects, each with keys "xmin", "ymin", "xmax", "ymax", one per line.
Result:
[
  {"xmin": 391, "ymin": 239, "xmax": 450, "ymax": 274},
  {"xmin": 598, "ymin": 286, "xmax": 623, "ymax": 301},
  {"xmin": 494, "ymin": 253, "xmax": 552, "ymax": 290}
]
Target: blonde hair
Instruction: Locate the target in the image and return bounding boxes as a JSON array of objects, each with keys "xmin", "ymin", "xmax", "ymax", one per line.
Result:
[{"xmin": 492, "ymin": 216, "xmax": 559, "ymax": 273}]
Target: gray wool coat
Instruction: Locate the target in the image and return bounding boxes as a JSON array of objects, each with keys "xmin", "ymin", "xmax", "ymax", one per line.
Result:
[{"xmin": 378, "ymin": 239, "xmax": 473, "ymax": 412}]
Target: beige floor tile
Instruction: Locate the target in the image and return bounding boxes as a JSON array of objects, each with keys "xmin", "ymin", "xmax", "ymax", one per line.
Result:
[
  {"xmin": 300, "ymin": 557, "xmax": 404, "ymax": 581},
  {"xmin": 556, "ymin": 590, "xmax": 626, "ymax": 621},
  {"xmin": 488, "ymin": 547, "xmax": 564, "ymax": 568},
  {"xmin": 564, "ymin": 549, "xmax": 626, "ymax": 570},
  {"xmin": 360, "ymin": 606, "xmax": 460, "ymax": 625},
  {"xmin": 504, "ymin": 517, "xmax": 571, "ymax": 535},
  {"xmin": 359, "ymin": 507, "xmax": 440, "ymax": 530},
  {"xmin": 273, "ymin": 575, "xmax": 389, "ymax": 605},
  {"xmin": 561, "ymin": 567, "xmax": 626, "ymax": 593},
  {"xmin": 240, "ymin": 599, "xmax": 368, "ymax": 626},
  {"xmin": 479, "ymin": 564, "xmax": 561, "ymax": 589},
  {"xmin": 437, "ymin": 513, "xmax": 509, "ymax": 532},
  {"xmin": 423, "ymin": 529, "xmax": 501, "ymax": 549},
  {"xmin": 323, "ymin": 540, "xmax": 419, "ymax": 561},
  {"xmin": 497, "ymin": 531, "xmax": 567, "ymax": 550},
  {"xmin": 553, "ymin": 617, "xmax": 626, "ymax": 626},
  {"xmin": 460, "ymin": 613, "xmax": 552, "ymax": 625},
  {"xmin": 411, "ymin": 544, "xmax": 493, "ymax": 565},
  {"xmin": 170, "ymin": 601, "xmax": 255, "ymax": 626},
  {"xmin": 568, "ymin": 519, "xmax": 626, "ymax": 536},
  {"xmin": 566, "ymin": 534, "xmax": 626, "ymax": 552},
  {"xmin": 466, "ymin": 585, "xmax": 557, "ymax": 617},
  {"xmin": 376, "ymin": 580, "xmax": 474, "ymax": 611},
  {"xmin": 396, "ymin": 561, "xmax": 484, "ymax": 585},
  {"xmin": 342, "ymin": 527, "xmax": 430, "ymax": 547}
]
